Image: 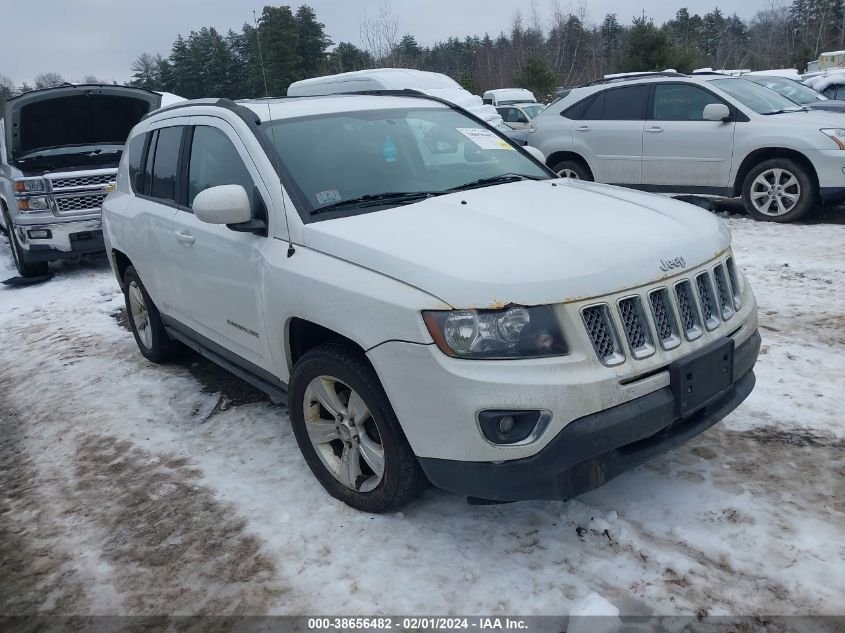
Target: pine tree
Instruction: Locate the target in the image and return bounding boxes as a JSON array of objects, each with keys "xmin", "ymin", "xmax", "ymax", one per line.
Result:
[
  {"xmin": 295, "ymin": 5, "xmax": 332, "ymax": 78},
  {"xmin": 257, "ymin": 6, "xmax": 302, "ymax": 95}
]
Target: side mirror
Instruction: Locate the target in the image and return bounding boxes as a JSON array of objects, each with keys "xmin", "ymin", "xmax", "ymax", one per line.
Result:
[
  {"xmin": 523, "ymin": 145, "xmax": 546, "ymax": 163},
  {"xmin": 193, "ymin": 184, "xmax": 251, "ymax": 225},
  {"xmin": 703, "ymin": 103, "xmax": 731, "ymax": 121}
]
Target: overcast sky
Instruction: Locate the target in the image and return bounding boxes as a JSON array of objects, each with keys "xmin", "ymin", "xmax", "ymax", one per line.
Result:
[{"xmin": 2, "ymin": 0, "xmax": 770, "ymax": 85}]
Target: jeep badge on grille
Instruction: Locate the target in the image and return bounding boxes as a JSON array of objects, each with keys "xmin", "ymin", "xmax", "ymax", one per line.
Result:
[{"xmin": 659, "ymin": 256, "xmax": 687, "ymax": 272}]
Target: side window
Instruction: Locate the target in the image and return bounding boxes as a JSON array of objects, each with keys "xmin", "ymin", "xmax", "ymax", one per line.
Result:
[
  {"xmin": 187, "ymin": 126, "xmax": 255, "ymax": 210},
  {"xmin": 150, "ymin": 126, "xmax": 183, "ymax": 202},
  {"xmin": 125, "ymin": 134, "xmax": 146, "ymax": 193},
  {"xmin": 561, "ymin": 95, "xmax": 594, "ymax": 120},
  {"xmin": 582, "ymin": 92, "xmax": 605, "ymax": 119},
  {"xmin": 142, "ymin": 130, "xmax": 158, "ymax": 196},
  {"xmin": 653, "ymin": 84, "xmax": 723, "ymax": 121},
  {"xmin": 602, "ymin": 85, "xmax": 649, "ymax": 120}
]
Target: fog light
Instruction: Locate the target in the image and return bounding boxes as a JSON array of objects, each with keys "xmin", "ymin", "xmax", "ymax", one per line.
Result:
[
  {"xmin": 27, "ymin": 229, "xmax": 51, "ymax": 239},
  {"xmin": 498, "ymin": 415, "xmax": 515, "ymax": 434},
  {"xmin": 478, "ymin": 409, "xmax": 552, "ymax": 445}
]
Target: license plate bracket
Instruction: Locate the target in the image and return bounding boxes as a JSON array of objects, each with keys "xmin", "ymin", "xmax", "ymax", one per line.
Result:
[{"xmin": 670, "ymin": 337, "xmax": 734, "ymax": 418}]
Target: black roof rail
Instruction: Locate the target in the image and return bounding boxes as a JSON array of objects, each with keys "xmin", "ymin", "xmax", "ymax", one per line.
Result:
[{"xmin": 578, "ymin": 71, "xmax": 688, "ymax": 87}]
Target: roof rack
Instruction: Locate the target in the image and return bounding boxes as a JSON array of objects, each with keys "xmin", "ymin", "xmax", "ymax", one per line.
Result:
[{"xmin": 579, "ymin": 71, "xmax": 687, "ymax": 87}]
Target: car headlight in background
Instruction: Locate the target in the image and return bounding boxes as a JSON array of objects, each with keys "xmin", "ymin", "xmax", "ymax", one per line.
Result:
[
  {"xmin": 423, "ymin": 305, "xmax": 567, "ymax": 359},
  {"xmin": 17, "ymin": 197, "xmax": 50, "ymax": 212},
  {"xmin": 14, "ymin": 178, "xmax": 47, "ymax": 193},
  {"xmin": 820, "ymin": 128, "xmax": 845, "ymax": 149}
]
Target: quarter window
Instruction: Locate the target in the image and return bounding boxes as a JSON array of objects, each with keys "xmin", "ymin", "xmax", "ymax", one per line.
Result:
[
  {"xmin": 125, "ymin": 134, "xmax": 146, "ymax": 193},
  {"xmin": 150, "ymin": 126, "xmax": 183, "ymax": 202},
  {"xmin": 187, "ymin": 126, "xmax": 255, "ymax": 209},
  {"xmin": 653, "ymin": 84, "xmax": 723, "ymax": 121}
]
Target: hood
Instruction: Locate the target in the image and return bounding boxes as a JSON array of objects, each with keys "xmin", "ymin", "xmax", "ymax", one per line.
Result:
[
  {"xmin": 302, "ymin": 180, "xmax": 731, "ymax": 308},
  {"xmin": 4, "ymin": 84, "xmax": 161, "ymax": 162}
]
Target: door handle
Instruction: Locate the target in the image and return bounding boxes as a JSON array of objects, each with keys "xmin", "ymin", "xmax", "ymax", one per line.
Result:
[
  {"xmin": 645, "ymin": 126, "xmax": 664, "ymax": 133},
  {"xmin": 575, "ymin": 125, "xmax": 591, "ymax": 132},
  {"xmin": 175, "ymin": 231, "xmax": 195, "ymax": 245}
]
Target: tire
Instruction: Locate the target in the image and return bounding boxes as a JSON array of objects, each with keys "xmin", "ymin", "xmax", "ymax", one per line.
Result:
[
  {"xmin": 289, "ymin": 343, "xmax": 426, "ymax": 512},
  {"xmin": 122, "ymin": 266, "xmax": 179, "ymax": 363},
  {"xmin": 551, "ymin": 159, "xmax": 592, "ymax": 181},
  {"xmin": 741, "ymin": 158, "xmax": 815, "ymax": 223},
  {"xmin": 1, "ymin": 204, "xmax": 49, "ymax": 278}
]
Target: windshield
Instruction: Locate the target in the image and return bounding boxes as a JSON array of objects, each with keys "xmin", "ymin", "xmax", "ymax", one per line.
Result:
[
  {"xmin": 746, "ymin": 76, "xmax": 826, "ymax": 104},
  {"xmin": 522, "ymin": 104, "xmax": 546, "ymax": 118},
  {"xmin": 710, "ymin": 78, "xmax": 805, "ymax": 114},
  {"xmin": 259, "ymin": 106, "xmax": 549, "ymax": 216}
]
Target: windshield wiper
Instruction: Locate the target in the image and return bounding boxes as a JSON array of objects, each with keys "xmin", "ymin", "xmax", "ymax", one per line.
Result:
[
  {"xmin": 762, "ymin": 107, "xmax": 805, "ymax": 115},
  {"xmin": 448, "ymin": 173, "xmax": 543, "ymax": 192},
  {"xmin": 312, "ymin": 190, "xmax": 443, "ymax": 214}
]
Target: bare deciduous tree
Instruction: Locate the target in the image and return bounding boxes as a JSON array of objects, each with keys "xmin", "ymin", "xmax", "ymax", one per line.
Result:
[
  {"xmin": 360, "ymin": 1, "xmax": 400, "ymax": 67},
  {"xmin": 34, "ymin": 72, "xmax": 65, "ymax": 89}
]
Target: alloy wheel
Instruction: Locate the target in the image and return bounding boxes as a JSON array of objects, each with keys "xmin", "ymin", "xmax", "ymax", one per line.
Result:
[
  {"xmin": 303, "ymin": 375, "xmax": 385, "ymax": 492},
  {"xmin": 750, "ymin": 168, "xmax": 800, "ymax": 217},
  {"xmin": 558, "ymin": 168, "xmax": 580, "ymax": 179},
  {"xmin": 127, "ymin": 280, "xmax": 153, "ymax": 349}
]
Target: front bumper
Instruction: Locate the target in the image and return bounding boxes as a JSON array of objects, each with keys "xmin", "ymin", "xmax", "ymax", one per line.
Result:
[
  {"xmin": 419, "ymin": 330, "xmax": 760, "ymax": 501},
  {"xmin": 12, "ymin": 218, "xmax": 104, "ymax": 262}
]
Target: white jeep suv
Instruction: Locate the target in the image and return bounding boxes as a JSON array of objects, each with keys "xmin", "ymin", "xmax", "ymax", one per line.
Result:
[
  {"xmin": 103, "ymin": 92, "xmax": 760, "ymax": 512},
  {"xmin": 530, "ymin": 72, "xmax": 845, "ymax": 222}
]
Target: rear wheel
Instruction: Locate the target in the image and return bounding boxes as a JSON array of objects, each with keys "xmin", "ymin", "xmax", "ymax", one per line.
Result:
[
  {"xmin": 551, "ymin": 159, "xmax": 592, "ymax": 181},
  {"xmin": 289, "ymin": 343, "xmax": 425, "ymax": 512},
  {"xmin": 1, "ymin": 205, "xmax": 49, "ymax": 278},
  {"xmin": 741, "ymin": 158, "xmax": 814, "ymax": 222},
  {"xmin": 123, "ymin": 266, "xmax": 179, "ymax": 362}
]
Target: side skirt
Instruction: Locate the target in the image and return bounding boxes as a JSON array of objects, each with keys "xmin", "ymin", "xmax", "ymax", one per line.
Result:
[{"xmin": 163, "ymin": 317, "xmax": 288, "ymax": 404}]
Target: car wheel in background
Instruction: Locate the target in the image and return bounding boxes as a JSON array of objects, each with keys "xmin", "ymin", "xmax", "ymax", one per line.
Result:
[
  {"xmin": 741, "ymin": 158, "xmax": 814, "ymax": 223},
  {"xmin": 1, "ymin": 205, "xmax": 49, "ymax": 278},
  {"xmin": 289, "ymin": 343, "xmax": 426, "ymax": 512},
  {"xmin": 551, "ymin": 159, "xmax": 593, "ymax": 181},
  {"xmin": 123, "ymin": 266, "xmax": 180, "ymax": 362}
]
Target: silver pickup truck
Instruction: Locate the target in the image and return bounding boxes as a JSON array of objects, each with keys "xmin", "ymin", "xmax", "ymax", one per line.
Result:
[{"xmin": 1, "ymin": 84, "xmax": 163, "ymax": 277}]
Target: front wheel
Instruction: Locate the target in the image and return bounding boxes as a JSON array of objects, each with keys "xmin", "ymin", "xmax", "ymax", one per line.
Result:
[
  {"xmin": 741, "ymin": 158, "xmax": 815, "ymax": 222},
  {"xmin": 288, "ymin": 344, "xmax": 425, "ymax": 512},
  {"xmin": 551, "ymin": 159, "xmax": 592, "ymax": 181}
]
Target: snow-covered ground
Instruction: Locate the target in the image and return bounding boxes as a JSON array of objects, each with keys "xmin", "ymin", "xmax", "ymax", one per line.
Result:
[{"xmin": 1, "ymin": 207, "xmax": 843, "ymax": 622}]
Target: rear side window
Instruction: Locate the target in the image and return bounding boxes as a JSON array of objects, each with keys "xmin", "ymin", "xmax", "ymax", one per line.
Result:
[
  {"xmin": 187, "ymin": 126, "xmax": 256, "ymax": 210},
  {"xmin": 150, "ymin": 126, "xmax": 183, "ymax": 202},
  {"xmin": 582, "ymin": 92, "xmax": 605, "ymax": 119},
  {"xmin": 602, "ymin": 85, "xmax": 649, "ymax": 120},
  {"xmin": 125, "ymin": 134, "xmax": 146, "ymax": 193},
  {"xmin": 561, "ymin": 95, "xmax": 594, "ymax": 119}
]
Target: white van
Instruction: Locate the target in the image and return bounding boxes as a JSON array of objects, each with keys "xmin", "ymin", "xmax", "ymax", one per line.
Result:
[
  {"xmin": 482, "ymin": 88, "xmax": 537, "ymax": 106},
  {"xmin": 288, "ymin": 69, "xmax": 508, "ymax": 131}
]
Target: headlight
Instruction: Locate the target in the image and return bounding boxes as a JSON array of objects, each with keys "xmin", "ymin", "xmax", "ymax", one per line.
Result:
[
  {"xmin": 423, "ymin": 305, "xmax": 567, "ymax": 359},
  {"xmin": 18, "ymin": 196, "xmax": 50, "ymax": 211},
  {"xmin": 14, "ymin": 178, "xmax": 47, "ymax": 193},
  {"xmin": 820, "ymin": 128, "xmax": 845, "ymax": 149}
]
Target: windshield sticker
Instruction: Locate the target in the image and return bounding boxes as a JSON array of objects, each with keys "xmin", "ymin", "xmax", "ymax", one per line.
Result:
[
  {"xmin": 456, "ymin": 128, "xmax": 515, "ymax": 150},
  {"xmin": 316, "ymin": 190, "xmax": 342, "ymax": 205}
]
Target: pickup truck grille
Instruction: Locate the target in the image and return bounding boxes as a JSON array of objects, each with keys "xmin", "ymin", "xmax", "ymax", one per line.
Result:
[
  {"xmin": 49, "ymin": 174, "xmax": 114, "ymax": 191},
  {"xmin": 55, "ymin": 193, "xmax": 108, "ymax": 215},
  {"xmin": 581, "ymin": 254, "xmax": 742, "ymax": 365}
]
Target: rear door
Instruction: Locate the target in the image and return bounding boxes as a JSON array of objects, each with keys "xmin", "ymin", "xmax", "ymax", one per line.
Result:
[
  {"xmin": 641, "ymin": 83, "xmax": 736, "ymax": 188},
  {"xmin": 571, "ymin": 84, "xmax": 648, "ymax": 184},
  {"xmin": 167, "ymin": 117, "xmax": 273, "ymax": 371}
]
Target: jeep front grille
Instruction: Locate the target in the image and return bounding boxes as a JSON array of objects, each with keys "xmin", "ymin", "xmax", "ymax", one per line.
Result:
[
  {"xmin": 725, "ymin": 257, "xmax": 742, "ymax": 310},
  {"xmin": 648, "ymin": 288, "xmax": 681, "ymax": 350},
  {"xmin": 695, "ymin": 273, "xmax": 720, "ymax": 330},
  {"xmin": 580, "ymin": 254, "xmax": 741, "ymax": 365},
  {"xmin": 49, "ymin": 174, "xmax": 114, "ymax": 191},
  {"xmin": 713, "ymin": 264, "xmax": 734, "ymax": 321},
  {"xmin": 55, "ymin": 193, "xmax": 107, "ymax": 215},
  {"xmin": 618, "ymin": 296, "xmax": 654, "ymax": 358},
  {"xmin": 581, "ymin": 304, "xmax": 624, "ymax": 365}
]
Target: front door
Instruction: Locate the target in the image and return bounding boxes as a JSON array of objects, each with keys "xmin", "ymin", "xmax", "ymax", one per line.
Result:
[
  {"xmin": 168, "ymin": 118, "xmax": 273, "ymax": 371},
  {"xmin": 571, "ymin": 84, "xmax": 649, "ymax": 184},
  {"xmin": 641, "ymin": 83, "xmax": 736, "ymax": 189}
]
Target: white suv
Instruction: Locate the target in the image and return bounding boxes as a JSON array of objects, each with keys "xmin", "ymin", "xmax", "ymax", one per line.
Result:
[
  {"xmin": 530, "ymin": 73, "xmax": 845, "ymax": 222},
  {"xmin": 103, "ymin": 93, "xmax": 760, "ymax": 512}
]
